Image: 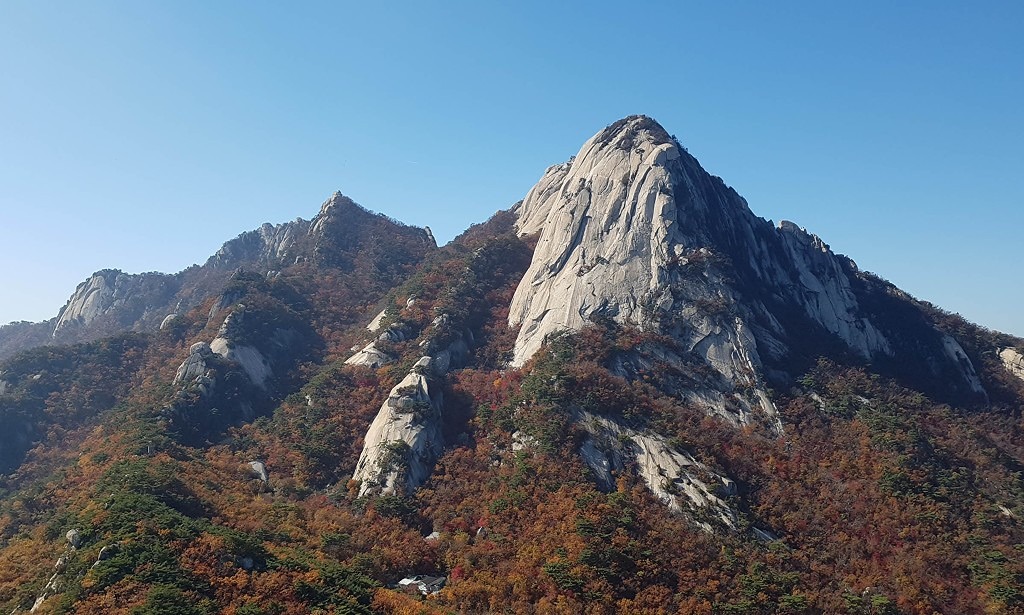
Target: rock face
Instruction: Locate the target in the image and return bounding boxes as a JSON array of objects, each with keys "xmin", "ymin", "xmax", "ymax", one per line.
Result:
[
  {"xmin": 351, "ymin": 314, "xmax": 471, "ymax": 497},
  {"xmin": 366, "ymin": 309, "xmax": 388, "ymax": 332},
  {"xmin": 351, "ymin": 356, "xmax": 445, "ymax": 497},
  {"xmin": 53, "ymin": 269, "xmax": 178, "ymax": 337},
  {"xmin": 344, "ymin": 322, "xmax": 412, "ymax": 369},
  {"xmin": 578, "ymin": 412, "xmax": 736, "ymax": 531},
  {"xmin": 509, "ymin": 116, "xmax": 987, "ymax": 424},
  {"xmin": 174, "ymin": 342, "xmax": 214, "ymax": 386},
  {"xmin": 249, "ymin": 460, "xmax": 269, "ymax": 483},
  {"xmin": 343, "ymin": 342, "xmax": 393, "ymax": 369},
  {"xmin": 1000, "ymin": 348, "xmax": 1024, "ymax": 383},
  {"xmin": 164, "ymin": 299, "xmax": 308, "ymax": 442},
  {"xmin": 207, "ymin": 219, "xmax": 311, "ymax": 269},
  {"xmin": 209, "ymin": 308, "xmax": 273, "ymax": 389}
]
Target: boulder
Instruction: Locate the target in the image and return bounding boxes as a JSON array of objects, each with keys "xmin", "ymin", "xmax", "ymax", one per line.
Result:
[
  {"xmin": 65, "ymin": 529, "xmax": 82, "ymax": 549},
  {"xmin": 173, "ymin": 342, "xmax": 213, "ymax": 386},
  {"xmin": 248, "ymin": 460, "xmax": 269, "ymax": 482}
]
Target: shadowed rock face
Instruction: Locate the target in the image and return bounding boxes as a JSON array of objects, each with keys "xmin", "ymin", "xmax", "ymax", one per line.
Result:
[{"xmin": 509, "ymin": 115, "xmax": 986, "ymax": 427}]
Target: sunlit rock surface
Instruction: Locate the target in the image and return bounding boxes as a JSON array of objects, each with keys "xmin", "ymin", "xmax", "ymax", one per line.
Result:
[
  {"xmin": 509, "ymin": 115, "xmax": 988, "ymax": 425},
  {"xmin": 1000, "ymin": 347, "xmax": 1024, "ymax": 383}
]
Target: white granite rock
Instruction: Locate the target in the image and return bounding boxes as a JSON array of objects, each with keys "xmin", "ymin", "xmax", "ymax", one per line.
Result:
[
  {"xmin": 248, "ymin": 460, "xmax": 269, "ymax": 482},
  {"xmin": 351, "ymin": 358, "xmax": 445, "ymax": 497},
  {"xmin": 366, "ymin": 309, "xmax": 388, "ymax": 332},
  {"xmin": 508, "ymin": 116, "xmax": 779, "ymax": 426},
  {"xmin": 207, "ymin": 309, "xmax": 273, "ymax": 389},
  {"xmin": 938, "ymin": 334, "xmax": 986, "ymax": 394},
  {"xmin": 508, "ymin": 115, "xmax": 989, "ymax": 425},
  {"xmin": 52, "ymin": 271, "xmax": 119, "ymax": 335},
  {"xmin": 1000, "ymin": 347, "xmax": 1024, "ymax": 383},
  {"xmin": 578, "ymin": 412, "xmax": 737, "ymax": 530},
  {"xmin": 65, "ymin": 529, "xmax": 82, "ymax": 549},
  {"xmin": 345, "ymin": 323, "xmax": 413, "ymax": 368},
  {"xmin": 344, "ymin": 341, "xmax": 394, "ymax": 369},
  {"xmin": 173, "ymin": 342, "xmax": 213, "ymax": 386},
  {"xmin": 209, "ymin": 219, "xmax": 310, "ymax": 269},
  {"xmin": 774, "ymin": 221, "xmax": 890, "ymax": 358},
  {"xmin": 210, "ymin": 337, "xmax": 271, "ymax": 389},
  {"xmin": 351, "ymin": 324, "xmax": 470, "ymax": 496}
]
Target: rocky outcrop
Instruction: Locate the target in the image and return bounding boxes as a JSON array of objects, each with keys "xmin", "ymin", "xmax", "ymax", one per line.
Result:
[
  {"xmin": 344, "ymin": 342, "xmax": 394, "ymax": 369},
  {"xmin": 53, "ymin": 271, "xmax": 117, "ymax": 335},
  {"xmin": 344, "ymin": 323, "xmax": 412, "ymax": 369},
  {"xmin": 29, "ymin": 529, "xmax": 83, "ymax": 612},
  {"xmin": 351, "ymin": 356, "xmax": 445, "ymax": 497},
  {"xmin": 164, "ymin": 302, "xmax": 306, "ymax": 441},
  {"xmin": 249, "ymin": 460, "xmax": 269, "ymax": 483},
  {"xmin": 939, "ymin": 334, "xmax": 986, "ymax": 394},
  {"xmin": 1000, "ymin": 348, "xmax": 1024, "ymax": 383},
  {"xmin": 208, "ymin": 303, "xmax": 290, "ymax": 391},
  {"xmin": 351, "ymin": 315, "xmax": 471, "ymax": 497},
  {"xmin": 307, "ymin": 192, "xmax": 436, "ymax": 267},
  {"xmin": 509, "ymin": 115, "xmax": 989, "ymax": 422},
  {"xmin": 578, "ymin": 412, "xmax": 737, "ymax": 531},
  {"xmin": 366, "ymin": 309, "xmax": 388, "ymax": 332},
  {"xmin": 771, "ymin": 221, "xmax": 890, "ymax": 359},
  {"xmin": 207, "ymin": 219, "xmax": 311, "ymax": 269},
  {"xmin": 173, "ymin": 342, "xmax": 214, "ymax": 386},
  {"xmin": 508, "ymin": 116, "xmax": 780, "ymax": 426},
  {"xmin": 52, "ymin": 269, "xmax": 178, "ymax": 337}
]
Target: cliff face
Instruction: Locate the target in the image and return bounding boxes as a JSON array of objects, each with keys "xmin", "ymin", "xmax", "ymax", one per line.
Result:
[
  {"xmin": 52, "ymin": 269, "xmax": 180, "ymax": 338},
  {"xmin": 509, "ymin": 116, "xmax": 985, "ymax": 427}
]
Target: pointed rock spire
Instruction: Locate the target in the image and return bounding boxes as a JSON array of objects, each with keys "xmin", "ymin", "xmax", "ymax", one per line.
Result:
[{"xmin": 508, "ymin": 116, "xmax": 987, "ymax": 427}]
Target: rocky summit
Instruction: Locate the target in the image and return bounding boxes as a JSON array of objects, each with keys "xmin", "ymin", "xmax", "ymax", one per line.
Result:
[
  {"xmin": 1, "ymin": 117, "xmax": 1023, "ymax": 615},
  {"xmin": 511, "ymin": 116, "xmax": 983, "ymax": 429}
]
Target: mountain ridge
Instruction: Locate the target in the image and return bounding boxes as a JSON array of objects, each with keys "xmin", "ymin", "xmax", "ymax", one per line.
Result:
[
  {"xmin": 0, "ymin": 192, "xmax": 436, "ymax": 361},
  {"xmin": 1, "ymin": 116, "xmax": 1023, "ymax": 614}
]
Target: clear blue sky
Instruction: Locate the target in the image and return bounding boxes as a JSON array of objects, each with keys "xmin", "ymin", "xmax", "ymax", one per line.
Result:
[{"xmin": 1, "ymin": 1, "xmax": 1022, "ymax": 336}]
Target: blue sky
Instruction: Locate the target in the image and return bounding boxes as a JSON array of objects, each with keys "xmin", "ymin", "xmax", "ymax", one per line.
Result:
[{"xmin": 1, "ymin": 1, "xmax": 1022, "ymax": 336}]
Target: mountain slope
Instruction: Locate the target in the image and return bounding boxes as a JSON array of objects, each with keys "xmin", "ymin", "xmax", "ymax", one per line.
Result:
[
  {"xmin": 0, "ymin": 193, "xmax": 436, "ymax": 362},
  {"xmin": 1, "ymin": 117, "xmax": 1022, "ymax": 615}
]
